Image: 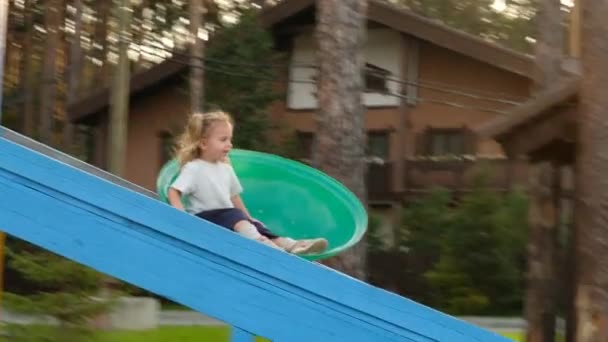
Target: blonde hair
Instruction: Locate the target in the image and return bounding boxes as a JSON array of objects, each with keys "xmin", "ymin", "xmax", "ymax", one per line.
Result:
[{"xmin": 174, "ymin": 111, "xmax": 233, "ymax": 166}]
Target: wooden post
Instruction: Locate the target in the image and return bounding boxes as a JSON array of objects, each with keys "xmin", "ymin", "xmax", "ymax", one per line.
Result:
[
  {"xmin": 569, "ymin": 0, "xmax": 581, "ymax": 58},
  {"xmin": 108, "ymin": 0, "xmax": 131, "ymax": 176},
  {"xmin": 98, "ymin": 0, "xmax": 131, "ymax": 329},
  {"xmin": 189, "ymin": 0, "xmax": 205, "ymax": 113},
  {"xmin": 395, "ymin": 36, "xmax": 418, "ymax": 193},
  {"xmin": 525, "ymin": 1, "xmax": 564, "ymax": 341},
  {"xmin": 64, "ymin": 0, "xmax": 84, "ymax": 153},
  {"xmin": 0, "ymin": 0, "xmax": 7, "ymax": 125},
  {"xmin": 525, "ymin": 161, "xmax": 558, "ymax": 342},
  {"xmin": 561, "ymin": 165, "xmax": 576, "ymax": 342},
  {"xmin": 0, "ymin": 0, "xmax": 10, "ymax": 322}
]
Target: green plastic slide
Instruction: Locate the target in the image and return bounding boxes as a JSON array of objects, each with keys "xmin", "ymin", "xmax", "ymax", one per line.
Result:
[{"xmin": 156, "ymin": 149, "xmax": 367, "ymax": 260}]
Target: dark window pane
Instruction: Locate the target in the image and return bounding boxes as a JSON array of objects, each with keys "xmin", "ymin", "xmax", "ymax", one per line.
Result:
[
  {"xmin": 296, "ymin": 131, "xmax": 314, "ymax": 160},
  {"xmin": 364, "ymin": 63, "xmax": 389, "ymax": 93},
  {"xmin": 428, "ymin": 129, "xmax": 465, "ymax": 156},
  {"xmin": 367, "ymin": 131, "xmax": 390, "ymax": 159}
]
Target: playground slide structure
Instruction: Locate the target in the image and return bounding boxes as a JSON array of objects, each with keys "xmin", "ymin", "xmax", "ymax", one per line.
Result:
[{"xmin": 0, "ymin": 126, "xmax": 511, "ymax": 341}]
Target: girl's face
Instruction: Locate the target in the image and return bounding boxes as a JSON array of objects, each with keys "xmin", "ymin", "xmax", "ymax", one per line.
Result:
[{"xmin": 199, "ymin": 121, "xmax": 233, "ymax": 162}]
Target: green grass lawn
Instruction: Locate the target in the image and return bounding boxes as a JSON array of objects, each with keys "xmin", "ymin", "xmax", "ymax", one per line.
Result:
[
  {"xmin": 500, "ymin": 331, "xmax": 522, "ymax": 341},
  {"xmin": 101, "ymin": 326, "xmax": 231, "ymax": 341},
  {"xmin": 101, "ymin": 326, "xmax": 520, "ymax": 342},
  {"xmin": 101, "ymin": 326, "xmax": 269, "ymax": 342},
  {"xmin": 104, "ymin": 327, "xmax": 570, "ymax": 342},
  {"xmin": 0, "ymin": 326, "xmax": 267, "ymax": 342},
  {"xmin": 1, "ymin": 326, "xmax": 559, "ymax": 342}
]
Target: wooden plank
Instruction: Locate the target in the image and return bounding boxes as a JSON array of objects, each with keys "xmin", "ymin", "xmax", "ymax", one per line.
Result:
[
  {"xmin": 502, "ymin": 105, "xmax": 576, "ymax": 158},
  {"xmin": 474, "ymin": 79, "xmax": 579, "ymax": 140},
  {"xmin": 0, "ymin": 133, "xmax": 510, "ymax": 342},
  {"xmin": 231, "ymin": 327, "xmax": 255, "ymax": 342}
]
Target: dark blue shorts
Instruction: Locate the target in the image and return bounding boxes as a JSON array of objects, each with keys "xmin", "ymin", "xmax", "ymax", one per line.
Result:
[{"xmin": 195, "ymin": 208, "xmax": 279, "ymax": 239}]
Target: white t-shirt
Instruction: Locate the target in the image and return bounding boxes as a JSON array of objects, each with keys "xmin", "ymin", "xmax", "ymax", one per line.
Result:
[{"xmin": 170, "ymin": 159, "xmax": 243, "ymax": 214}]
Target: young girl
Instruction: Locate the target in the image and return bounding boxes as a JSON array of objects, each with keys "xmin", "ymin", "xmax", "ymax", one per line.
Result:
[{"xmin": 168, "ymin": 111, "xmax": 328, "ymax": 255}]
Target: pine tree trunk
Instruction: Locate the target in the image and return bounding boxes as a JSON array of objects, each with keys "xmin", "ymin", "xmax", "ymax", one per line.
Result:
[
  {"xmin": 39, "ymin": 0, "xmax": 62, "ymax": 144},
  {"xmin": 574, "ymin": 1, "xmax": 608, "ymax": 340},
  {"xmin": 133, "ymin": 0, "xmax": 149, "ymax": 72},
  {"xmin": 533, "ymin": 0, "xmax": 564, "ymax": 90},
  {"xmin": 108, "ymin": 0, "xmax": 131, "ymax": 176},
  {"xmin": 20, "ymin": 0, "xmax": 36, "ymax": 137},
  {"xmin": 94, "ymin": 1, "xmax": 110, "ymax": 88},
  {"xmin": 64, "ymin": 0, "xmax": 84, "ymax": 152},
  {"xmin": 189, "ymin": 0, "xmax": 205, "ymax": 113},
  {"xmin": 313, "ymin": 0, "xmax": 368, "ymax": 280},
  {"xmin": 524, "ymin": 1, "xmax": 563, "ymax": 341}
]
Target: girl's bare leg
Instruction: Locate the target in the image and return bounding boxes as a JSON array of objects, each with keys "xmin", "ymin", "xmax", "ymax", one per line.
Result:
[{"xmin": 234, "ymin": 221, "xmax": 284, "ymax": 250}]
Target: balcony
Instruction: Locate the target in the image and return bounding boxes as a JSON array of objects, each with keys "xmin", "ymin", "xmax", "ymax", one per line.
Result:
[{"xmin": 365, "ymin": 158, "xmax": 528, "ymax": 202}]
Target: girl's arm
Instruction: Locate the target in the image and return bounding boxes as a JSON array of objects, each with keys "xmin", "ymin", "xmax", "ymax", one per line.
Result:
[
  {"xmin": 231, "ymin": 195, "xmax": 252, "ymax": 219},
  {"xmin": 168, "ymin": 187, "xmax": 185, "ymax": 211}
]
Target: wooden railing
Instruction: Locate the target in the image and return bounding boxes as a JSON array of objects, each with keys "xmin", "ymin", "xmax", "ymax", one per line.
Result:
[
  {"xmin": 405, "ymin": 158, "xmax": 527, "ymax": 191},
  {"xmin": 366, "ymin": 158, "xmax": 528, "ymax": 201}
]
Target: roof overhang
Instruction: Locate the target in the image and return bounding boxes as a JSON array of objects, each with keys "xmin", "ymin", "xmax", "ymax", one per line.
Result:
[
  {"xmin": 260, "ymin": 0, "xmax": 534, "ymax": 77},
  {"xmin": 474, "ymin": 77, "xmax": 580, "ymax": 162}
]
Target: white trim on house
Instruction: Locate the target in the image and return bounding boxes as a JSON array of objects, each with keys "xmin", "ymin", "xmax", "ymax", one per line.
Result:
[{"xmin": 287, "ymin": 28, "xmax": 404, "ymax": 110}]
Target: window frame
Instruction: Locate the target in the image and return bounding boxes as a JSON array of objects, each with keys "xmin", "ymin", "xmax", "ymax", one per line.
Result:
[
  {"xmin": 418, "ymin": 127, "xmax": 474, "ymax": 157},
  {"xmin": 364, "ymin": 63, "xmax": 390, "ymax": 94}
]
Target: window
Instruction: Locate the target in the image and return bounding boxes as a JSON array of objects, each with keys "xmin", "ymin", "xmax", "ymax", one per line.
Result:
[
  {"xmin": 295, "ymin": 131, "xmax": 314, "ymax": 162},
  {"xmin": 308, "ymin": 63, "xmax": 391, "ymax": 96},
  {"xmin": 159, "ymin": 131, "xmax": 174, "ymax": 167},
  {"xmin": 295, "ymin": 131, "xmax": 390, "ymax": 162},
  {"xmin": 427, "ymin": 129, "xmax": 466, "ymax": 156},
  {"xmin": 365, "ymin": 63, "xmax": 390, "ymax": 93},
  {"xmin": 366, "ymin": 131, "xmax": 390, "ymax": 160}
]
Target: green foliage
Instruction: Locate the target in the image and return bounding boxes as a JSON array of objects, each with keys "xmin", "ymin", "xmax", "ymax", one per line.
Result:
[
  {"xmin": 397, "ymin": 188, "xmax": 453, "ymax": 304},
  {"xmin": 400, "ymin": 188, "xmax": 452, "ymax": 260},
  {"xmin": 7, "ymin": 250, "xmax": 101, "ymax": 291},
  {"xmin": 204, "ymin": 9, "xmax": 284, "ymax": 153},
  {"xmin": 4, "ymin": 247, "xmax": 114, "ymax": 342},
  {"xmin": 399, "ymin": 175, "xmax": 528, "ymax": 315}
]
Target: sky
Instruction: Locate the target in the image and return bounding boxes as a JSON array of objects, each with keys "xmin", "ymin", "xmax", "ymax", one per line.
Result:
[{"xmin": 492, "ymin": 0, "xmax": 575, "ymax": 12}]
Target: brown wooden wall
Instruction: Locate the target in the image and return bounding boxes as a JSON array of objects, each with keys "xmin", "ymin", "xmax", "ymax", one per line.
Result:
[
  {"xmin": 90, "ymin": 82, "xmax": 190, "ymax": 191},
  {"xmin": 88, "ymin": 31, "xmax": 532, "ymax": 203}
]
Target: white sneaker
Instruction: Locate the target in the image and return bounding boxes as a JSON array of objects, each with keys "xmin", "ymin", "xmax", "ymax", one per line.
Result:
[
  {"xmin": 288, "ymin": 238, "xmax": 329, "ymax": 255},
  {"xmin": 256, "ymin": 236, "xmax": 285, "ymax": 251}
]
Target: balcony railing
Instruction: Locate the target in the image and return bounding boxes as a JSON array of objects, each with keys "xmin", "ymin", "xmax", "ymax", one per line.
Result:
[{"xmin": 365, "ymin": 158, "xmax": 528, "ymax": 202}]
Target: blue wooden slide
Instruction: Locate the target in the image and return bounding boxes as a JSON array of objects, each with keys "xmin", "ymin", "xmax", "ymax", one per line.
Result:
[{"xmin": 0, "ymin": 127, "xmax": 511, "ymax": 342}]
